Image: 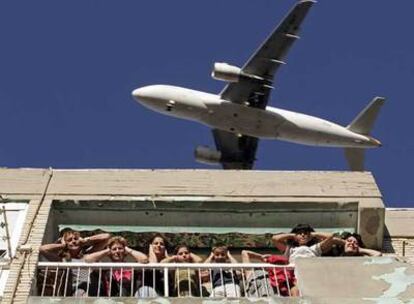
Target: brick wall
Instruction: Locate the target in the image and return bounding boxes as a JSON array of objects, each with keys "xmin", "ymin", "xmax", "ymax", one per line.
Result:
[
  {"xmin": 1, "ymin": 199, "xmax": 53, "ymax": 304},
  {"xmin": 383, "ymin": 237, "xmax": 414, "ymax": 265}
]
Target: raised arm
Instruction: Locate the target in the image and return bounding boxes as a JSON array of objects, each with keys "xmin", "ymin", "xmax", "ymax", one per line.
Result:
[
  {"xmin": 311, "ymin": 232, "xmax": 333, "ymax": 241},
  {"xmin": 82, "ymin": 233, "xmax": 111, "ymax": 253},
  {"xmin": 148, "ymin": 244, "xmax": 159, "ymax": 263},
  {"xmin": 84, "ymin": 248, "xmax": 110, "ymax": 263},
  {"xmin": 227, "ymin": 250, "xmax": 238, "ymax": 264},
  {"xmin": 125, "ymin": 246, "xmax": 148, "ymax": 263},
  {"xmin": 39, "ymin": 242, "xmax": 66, "ymax": 261},
  {"xmin": 190, "ymin": 252, "xmax": 203, "ymax": 263},
  {"xmin": 317, "ymin": 233, "xmax": 335, "ymax": 254},
  {"xmin": 272, "ymin": 233, "xmax": 295, "ymax": 252},
  {"xmin": 160, "ymin": 255, "xmax": 178, "ymax": 263},
  {"xmin": 204, "ymin": 251, "xmax": 215, "ymax": 264},
  {"xmin": 359, "ymin": 248, "xmax": 382, "ymax": 257},
  {"xmin": 241, "ymin": 250, "xmax": 269, "ymax": 263}
]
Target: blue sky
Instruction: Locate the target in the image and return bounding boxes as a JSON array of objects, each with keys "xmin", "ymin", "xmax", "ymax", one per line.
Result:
[{"xmin": 0, "ymin": 1, "xmax": 412, "ymax": 206}]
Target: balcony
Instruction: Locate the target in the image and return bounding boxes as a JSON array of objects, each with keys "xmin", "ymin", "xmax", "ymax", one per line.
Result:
[{"xmin": 34, "ymin": 262, "xmax": 295, "ymax": 299}]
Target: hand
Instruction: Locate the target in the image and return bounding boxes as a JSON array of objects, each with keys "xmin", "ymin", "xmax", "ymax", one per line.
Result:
[
  {"xmin": 59, "ymin": 237, "xmax": 68, "ymax": 249},
  {"xmin": 261, "ymin": 254, "xmax": 271, "ymax": 262},
  {"xmin": 79, "ymin": 237, "xmax": 89, "ymax": 245}
]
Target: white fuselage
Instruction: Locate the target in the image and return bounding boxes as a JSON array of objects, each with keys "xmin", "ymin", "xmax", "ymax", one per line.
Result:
[{"xmin": 132, "ymin": 85, "xmax": 380, "ymax": 148}]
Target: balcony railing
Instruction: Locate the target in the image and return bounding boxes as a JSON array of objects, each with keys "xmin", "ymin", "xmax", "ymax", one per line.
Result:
[{"xmin": 35, "ymin": 262, "xmax": 297, "ymax": 298}]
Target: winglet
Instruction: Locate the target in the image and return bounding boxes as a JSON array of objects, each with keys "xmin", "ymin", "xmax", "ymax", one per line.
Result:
[{"xmin": 347, "ymin": 96, "xmax": 385, "ymax": 135}]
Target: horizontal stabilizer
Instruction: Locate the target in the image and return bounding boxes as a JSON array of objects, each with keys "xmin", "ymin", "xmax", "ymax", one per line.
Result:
[
  {"xmin": 347, "ymin": 97, "xmax": 385, "ymax": 135},
  {"xmin": 344, "ymin": 148, "xmax": 365, "ymax": 171}
]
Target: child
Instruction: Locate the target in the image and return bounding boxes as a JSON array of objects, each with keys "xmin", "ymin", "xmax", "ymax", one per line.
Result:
[
  {"xmin": 204, "ymin": 245, "xmax": 240, "ymax": 297},
  {"xmin": 161, "ymin": 245, "xmax": 203, "ymax": 297}
]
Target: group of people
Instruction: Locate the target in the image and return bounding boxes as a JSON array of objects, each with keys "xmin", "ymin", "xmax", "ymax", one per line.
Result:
[{"xmin": 39, "ymin": 224, "xmax": 381, "ymax": 298}]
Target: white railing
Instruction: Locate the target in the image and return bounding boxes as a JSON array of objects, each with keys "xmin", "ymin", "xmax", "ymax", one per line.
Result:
[{"xmin": 36, "ymin": 262, "xmax": 297, "ymax": 298}]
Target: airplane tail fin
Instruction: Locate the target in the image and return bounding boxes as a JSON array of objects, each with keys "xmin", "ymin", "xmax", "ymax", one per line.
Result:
[
  {"xmin": 344, "ymin": 96, "xmax": 385, "ymax": 171},
  {"xmin": 344, "ymin": 148, "xmax": 365, "ymax": 171},
  {"xmin": 346, "ymin": 96, "xmax": 385, "ymax": 135}
]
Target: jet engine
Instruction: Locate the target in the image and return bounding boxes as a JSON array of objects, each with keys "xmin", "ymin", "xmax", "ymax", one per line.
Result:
[
  {"xmin": 211, "ymin": 62, "xmax": 242, "ymax": 83},
  {"xmin": 194, "ymin": 145, "xmax": 222, "ymax": 165}
]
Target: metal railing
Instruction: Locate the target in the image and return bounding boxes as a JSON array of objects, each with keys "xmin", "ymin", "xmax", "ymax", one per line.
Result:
[{"xmin": 36, "ymin": 262, "xmax": 297, "ymax": 298}]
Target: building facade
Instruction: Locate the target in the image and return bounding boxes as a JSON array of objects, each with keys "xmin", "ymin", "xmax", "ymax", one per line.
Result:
[{"xmin": 0, "ymin": 168, "xmax": 412, "ymax": 303}]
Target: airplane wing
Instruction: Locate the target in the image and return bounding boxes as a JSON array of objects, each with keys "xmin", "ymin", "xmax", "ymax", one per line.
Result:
[
  {"xmin": 212, "ymin": 0, "xmax": 315, "ymax": 169},
  {"xmin": 212, "ymin": 129, "xmax": 258, "ymax": 169}
]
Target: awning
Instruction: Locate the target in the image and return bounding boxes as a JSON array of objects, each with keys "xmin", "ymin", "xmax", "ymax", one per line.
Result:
[{"xmin": 59, "ymin": 225, "xmax": 355, "ymax": 235}]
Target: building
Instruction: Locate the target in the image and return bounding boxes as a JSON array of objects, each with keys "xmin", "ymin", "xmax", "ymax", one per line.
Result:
[{"xmin": 0, "ymin": 168, "xmax": 413, "ymax": 303}]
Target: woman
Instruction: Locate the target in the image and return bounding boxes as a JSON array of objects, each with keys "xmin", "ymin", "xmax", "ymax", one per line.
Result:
[
  {"xmin": 84, "ymin": 236, "xmax": 148, "ymax": 297},
  {"xmin": 136, "ymin": 234, "xmax": 169, "ymax": 297},
  {"xmin": 272, "ymin": 224, "xmax": 336, "ymax": 265},
  {"xmin": 272, "ymin": 224, "xmax": 337, "ymax": 296},
  {"xmin": 340, "ymin": 232, "xmax": 382, "ymax": 257},
  {"xmin": 161, "ymin": 245, "xmax": 203, "ymax": 296},
  {"xmin": 39, "ymin": 230, "xmax": 110, "ymax": 296}
]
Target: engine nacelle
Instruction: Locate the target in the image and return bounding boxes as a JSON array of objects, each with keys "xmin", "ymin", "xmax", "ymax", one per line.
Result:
[
  {"xmin": 211, "ymin": 62, "xmax": 242, "ymax": 83},
  {"xmin": 194, "ymin": 145, "xmax": 222, "ymax": 165}
]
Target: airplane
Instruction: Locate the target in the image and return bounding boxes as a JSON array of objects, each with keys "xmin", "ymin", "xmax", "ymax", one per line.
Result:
[{"xmin": 132, "ymin": 0, "xmax": 384, "ymax": 171}]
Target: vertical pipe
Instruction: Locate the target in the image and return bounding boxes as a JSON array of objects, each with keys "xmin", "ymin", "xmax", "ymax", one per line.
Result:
[{"xmin": 402, "ymin": 240, "xmax": 406, "ymax": 257}]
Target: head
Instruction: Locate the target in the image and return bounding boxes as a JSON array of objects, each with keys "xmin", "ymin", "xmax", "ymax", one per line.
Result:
[
  {"xmin": 212, "ymin": 245, "xmax": 228, "ymax": 263},
  {"xmin": 150, "ymin": 234, "xmax": 166, "ymax": 259},
  {"xmin": 62, "ymin": 230, "xmax": 82, "ymax": 254},
  {"xmin": 343, "ymin": 233, "xmax": 364, "ymax": 256},
  {"xmin": 107, "ymin": 236, "xmax": 128, "ymax": 262},
  {"xmin": 291, "ymin": 224, "xmax": 315, "ymax": 246},
  {"xmin": 175, "ymin": 245, "xmax": 191, "ymax": 263}
]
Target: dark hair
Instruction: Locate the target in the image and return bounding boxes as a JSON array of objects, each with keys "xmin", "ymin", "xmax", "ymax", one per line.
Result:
[
  {"xmin": 150, "ymin": 234, "xmax": 166, "ymax": 244},
  {"xmin": 342, "ymin": 232, "xmax": 365, "ymax": 248},
  {"xmin": 148, "ymin": 234, "xmax": 171, "ymax": 254},
  {"xmin": 212, "ymin": 243, "xmax": 228, "ymax": 253},
  {"xmin": 174, "ymin": 244, "xmax": 190, "ymax": 255},
  {"xmin": 286, "ymin": 224, "xmax": 317, "ymax": 249},
  {"xmin": 290, "ymin": 223, "xmax": 315, "ymax": 234}
]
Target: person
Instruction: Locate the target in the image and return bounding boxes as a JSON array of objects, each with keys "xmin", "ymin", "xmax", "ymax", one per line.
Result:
[
  {"xmin": 241, "ymin": 250, "xmax": 274, "ymax": 297},
  {"xmin": 204, "ymin": 245, "xmax": 241, "ymax": 297},
  {"xmin": 39, "ymin": 230, "xmax": 110, "ymax": 296},
  {"xmin": 340, "ymin": 232, "xmax": 382, "ymax": 257},
  {"xmin": 272, "ymin": 224, "xmax": 337, "ymax": 296},
  {"xmin": 272, "ymin": 224, "xmax": 336, "ymax": 265},
  {"xmin": 84, "ymin": 236, "xmax": 148, "ymax": 297},
  {"xmin": 136, "ymin": 234, "xmax": 168, "ymax": 297},
  {"xmin": 161, "ymin": 245, "xmax": 203, "ymax": 297}
]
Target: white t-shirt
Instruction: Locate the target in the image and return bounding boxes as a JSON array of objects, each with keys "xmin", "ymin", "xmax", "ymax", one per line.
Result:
[{"xmin": 287, "ymin": 243, "xmax": 322, "ymax": 264}]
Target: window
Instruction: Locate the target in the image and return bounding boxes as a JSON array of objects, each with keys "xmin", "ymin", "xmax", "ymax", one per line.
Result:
[{"xmin": 0, "ymin": 201, "xmax": 28, "ymax": 296}]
